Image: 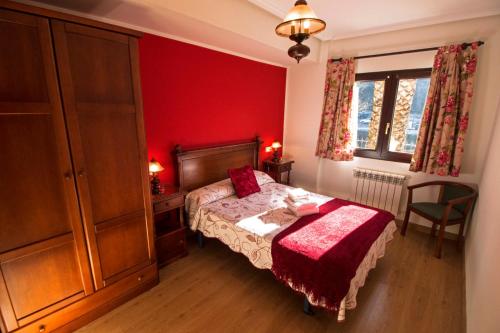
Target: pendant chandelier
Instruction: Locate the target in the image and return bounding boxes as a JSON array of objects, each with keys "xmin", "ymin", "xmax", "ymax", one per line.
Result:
[{"xmin": 275, "ymin": 0, "xmax": 326, "ymax": 63}]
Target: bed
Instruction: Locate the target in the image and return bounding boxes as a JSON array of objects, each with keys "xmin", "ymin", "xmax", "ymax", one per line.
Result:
[{"xmin": 175, "ymin": 137, "xmax": 397, "ymax": 321}]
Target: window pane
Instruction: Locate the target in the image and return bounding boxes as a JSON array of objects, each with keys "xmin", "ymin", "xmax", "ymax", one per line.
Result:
[
  {"xmin": 389, "ymin": 78, "xmax": 430, "ymax": 154},
  {"xmin": 352, "ymin": 80, "xmax": 385, "ymax": 150}
]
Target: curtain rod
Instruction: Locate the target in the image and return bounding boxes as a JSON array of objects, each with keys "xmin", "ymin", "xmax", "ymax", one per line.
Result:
[{"xmin": 331, "ymin": 41, "xmax": 484, "ymax": 62}]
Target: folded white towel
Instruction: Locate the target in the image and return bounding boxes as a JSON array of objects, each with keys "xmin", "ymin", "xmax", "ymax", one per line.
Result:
[
  {"xmin": 284, "ymin": 197, "xmax": 317, "ymax": 210},
  {"xmin": 287, "ymin": 188, "xmax": 309, "ymax": 202},
  {"xmin": 286, "ymin": 204, "xmax": 319, "ymax": 217}
]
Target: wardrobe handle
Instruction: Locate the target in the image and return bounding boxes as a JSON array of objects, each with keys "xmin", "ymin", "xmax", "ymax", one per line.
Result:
[
  {"xmin": 64, "ymin": 172, "xmax": 72, "ymax": 180},
  {"xmin": 77, "ymin": 170, "xmax": 86, "ymax": 177},
  {"xmin": 39, "ymin": 324, "xmax": 46, "ymax": 332}
]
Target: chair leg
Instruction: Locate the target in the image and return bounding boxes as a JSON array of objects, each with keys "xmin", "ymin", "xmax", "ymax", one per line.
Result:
[
  {"xmin": 401, "ymin": 208, "xmax": 411, "ymax": 236},
  {"xmin": 457, "ymin": 221, "xmax": 465, "ymax": 251},
  {"xmin": 434, "ymin": 219, "xmax": 447, "ymax": 259},
  {"xmin": 431, "ymin": 223, "xmax": 437, "ymax": 237}
]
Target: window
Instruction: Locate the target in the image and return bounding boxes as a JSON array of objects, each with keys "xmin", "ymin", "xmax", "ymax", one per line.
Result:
[{"xmin": 351, "ymin": 68, "xmax": 431, "ymax": 163}]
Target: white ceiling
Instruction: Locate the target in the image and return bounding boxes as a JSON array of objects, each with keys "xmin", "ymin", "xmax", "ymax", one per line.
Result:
[
  {"xmin": 15, "ymin": 0, "xmax": 500, "ymax": 66},
  {"xmin": 249, "ymin": 0, "xmax": 500, "ymax": 40},
  {"xmin": 18, "ymin": 0, "xmax": 322, "ymax": 66}
]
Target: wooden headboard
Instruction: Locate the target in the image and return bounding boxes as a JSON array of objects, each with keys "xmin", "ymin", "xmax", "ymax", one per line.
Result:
[{"xmin": 175, "ymin": 136, "xmax": 262, "ymax": 192}]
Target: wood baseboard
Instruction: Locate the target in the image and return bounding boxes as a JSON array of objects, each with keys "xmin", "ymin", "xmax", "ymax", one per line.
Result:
[{"xmin": 394, "ymin": 219, "xmax": 458, "ymax": 240}]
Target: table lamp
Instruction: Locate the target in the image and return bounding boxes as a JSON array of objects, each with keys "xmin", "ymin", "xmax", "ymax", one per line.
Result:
[
  {"xmin": 148, "ymin": 158, "xmax": 164, "ymax": 195},
  {"xmin": 266, "ymin": 141, "xmax": 282, "ymax": 162}
]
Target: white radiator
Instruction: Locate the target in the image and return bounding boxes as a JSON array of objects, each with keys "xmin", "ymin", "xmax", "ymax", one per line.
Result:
[{"xmin": 351, "ymin": 168, "xmax": 407, "ymax": 215}]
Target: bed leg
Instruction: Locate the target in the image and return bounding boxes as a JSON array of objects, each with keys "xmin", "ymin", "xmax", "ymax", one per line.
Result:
[
  {"xmin": 196, "ymin": 231, "xmax": 204, "ymax": 248},
  {"xmin": 303, "ymin": 297, "xmax": 314, "ymax": 315}
]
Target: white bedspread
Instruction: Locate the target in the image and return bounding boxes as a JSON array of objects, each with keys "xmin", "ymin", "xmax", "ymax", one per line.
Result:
[{"xmin": 186, "ymin": 173, "xmax": 396, "ymax": 321}]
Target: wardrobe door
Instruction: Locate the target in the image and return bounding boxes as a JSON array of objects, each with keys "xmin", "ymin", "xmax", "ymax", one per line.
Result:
[
  {"xmin": 0, "ymin": 9, "xmax": 92, "ymax": 331},
  {"xmin": 51, "ymin": 21, "xmax": 155, "ymax": 289}
]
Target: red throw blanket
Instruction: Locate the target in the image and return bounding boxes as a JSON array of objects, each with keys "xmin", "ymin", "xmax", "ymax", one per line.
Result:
[{"xmin": 271, "ymin": 198, "xmax": 394, "ymax": 311}]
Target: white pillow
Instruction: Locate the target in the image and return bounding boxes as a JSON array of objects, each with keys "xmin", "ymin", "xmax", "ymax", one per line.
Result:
[
  {"xmin": 185, "ymin": 170, "xmax": 275, "ymax": 222},
  {"xmin": 254, "ymin": 170, "xmax": 275, "ymax": 186},
  {"xmin": 185, "ymin": 178, "xmax": 234, "ymax": 222}
]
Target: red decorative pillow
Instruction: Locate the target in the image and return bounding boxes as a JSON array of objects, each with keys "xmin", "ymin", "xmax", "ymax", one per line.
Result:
[{"xmin": 228, "ymin": 165, "xmax": 261, "ymax": 198}]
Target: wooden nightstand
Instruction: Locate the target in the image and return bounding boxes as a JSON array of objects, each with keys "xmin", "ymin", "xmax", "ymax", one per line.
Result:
[
  {"xmin": 152, "ymin": 186, "xmax": 187, "ymax": 267},
  {"xmin": 263, "ymin": 159, "xmax": 294, "ymax": 185}
]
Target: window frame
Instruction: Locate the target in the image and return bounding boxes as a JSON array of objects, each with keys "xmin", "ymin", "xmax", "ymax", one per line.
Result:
[{"xmin": 353, "ymin": 68, "xmax": 432, "ymax": 163}]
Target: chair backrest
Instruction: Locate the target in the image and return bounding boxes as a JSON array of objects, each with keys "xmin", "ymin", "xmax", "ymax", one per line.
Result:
[{"xmin": 440, "ymin": 183, "xmax": 476, "ymax": 212}]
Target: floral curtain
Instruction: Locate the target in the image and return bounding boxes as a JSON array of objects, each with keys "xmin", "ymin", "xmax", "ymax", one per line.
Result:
[
  {"xmin": 316, "ymin": 58, "xmax": 356, "ymax": 161},
  {"xmin": 410, "ymin": 43, "xmax": 479, "ymax": 176}
]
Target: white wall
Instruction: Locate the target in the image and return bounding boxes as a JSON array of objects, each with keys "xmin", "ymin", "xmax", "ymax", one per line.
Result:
[
  {"xmin": 465, "ymin": 99, "xmax": 500, "ymax": 333},
  {"xmin": 284, "ymin": 16, "xmax": 500, "ymax": 232},
  {"xmin": 283, "ymin": 43, "xmax": 328, "ymax": 190}
]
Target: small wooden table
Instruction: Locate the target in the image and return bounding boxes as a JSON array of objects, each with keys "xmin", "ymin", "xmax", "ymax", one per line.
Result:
[
  {"xmin": 263, "ymin": 159, "xmax": 294, "ymax": 185},
  {"xmin": 152, "ymin": 186, "xmax": 187, "ymax": 267}
]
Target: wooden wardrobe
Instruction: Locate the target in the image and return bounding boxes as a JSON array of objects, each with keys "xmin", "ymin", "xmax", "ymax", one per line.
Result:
[{"xmin": 0, "ymin": 1, "xmax": 157, "ymax": 332}]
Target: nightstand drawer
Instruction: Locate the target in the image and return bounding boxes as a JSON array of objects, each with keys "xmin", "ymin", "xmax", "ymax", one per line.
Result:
[
  {"xmin": 263, "ymin": 159, "xmax": 294, "ymax": 185},
  {"xmin": 156, "ymin": 228, "xmax": 187, "ymax": 266},
  {"xmin": 278, "ymin": 164, "xmax": 292, "ymax": 172},
  {"xmin": 153, "ymin": 195, "xmax": 184, "ymax": 213}
]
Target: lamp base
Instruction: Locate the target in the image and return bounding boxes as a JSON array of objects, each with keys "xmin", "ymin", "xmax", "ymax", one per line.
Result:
[
  {"xmin": 272, "ymin": 150, "xmax": 281, "ymax": 163},
  {"xmin": 151, "ymin": 175, "xmax": 161, "ymax": 195}
]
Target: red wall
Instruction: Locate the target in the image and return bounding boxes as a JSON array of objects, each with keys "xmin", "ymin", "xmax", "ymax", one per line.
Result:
[{"xmin": 139, "ymin": 34, "xmax": 287, "ymax": 184}]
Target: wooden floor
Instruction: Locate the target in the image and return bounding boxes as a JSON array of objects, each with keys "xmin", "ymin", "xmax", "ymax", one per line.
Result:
[{"xmin": 77, "ymin": 228, "xmax": 464, "ymax": 333}]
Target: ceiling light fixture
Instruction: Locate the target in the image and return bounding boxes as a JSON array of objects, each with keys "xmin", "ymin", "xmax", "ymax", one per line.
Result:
[{"xmin": 275, "ymin": 0, "xmax": 326, "ymax": 63}]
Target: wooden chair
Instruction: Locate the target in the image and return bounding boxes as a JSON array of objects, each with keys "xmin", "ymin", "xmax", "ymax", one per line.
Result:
[{"xmin": 400, "ymin": 181, "xmax": 477, "ymax": 258}]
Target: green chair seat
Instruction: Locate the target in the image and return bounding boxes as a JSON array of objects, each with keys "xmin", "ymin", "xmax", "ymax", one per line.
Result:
[
  {"xmin": 410, "ymin": 202, "xmax": 463, "ymax": 220},
  {"xmin": 401, "ymin": 181, "xmax": 477, "ymax": 258}
]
